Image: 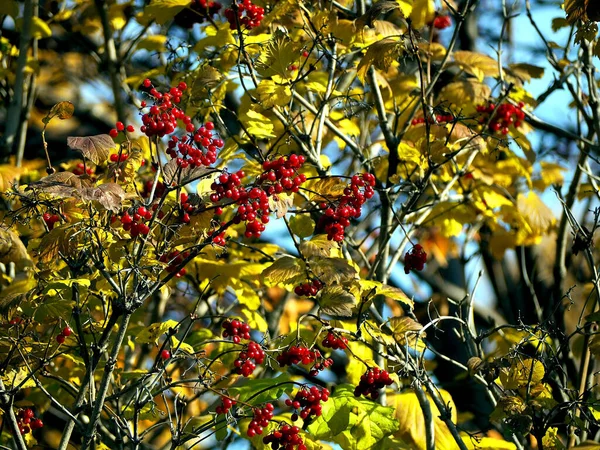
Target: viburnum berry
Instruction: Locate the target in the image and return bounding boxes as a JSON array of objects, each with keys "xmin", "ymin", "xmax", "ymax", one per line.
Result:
[
  {"xmin": 354, "ymin": 367, "xmax": 393, "ymax": 400},
  {"xmin": 159, "ymin": 250, "xmax": 190, "ymax": 278},
  {"xmin": 234, "ymin": 341, "xmax": 265, "ymax": 377},
  {"xmin": 109, "ymin": 128, "xmax": 119, "ymax": 138},
  {"xmin": 277, "ymin": 345, "xmax": 333, "ymax": 376},
  {"xmin": 224, "ymin": 0, "xmax": 264, "ymax": 30},
  {"xmin": 322, "ymin": 331, "xmax": 348, "ymax": 350},
  {"xmin": 222, "ymin": 319, "xmax": 251, "ymax": 344},
  {"xmin": 294, "ymin": 279, "xmax": 323, "ymax": 297},
  {"xmin": 263, "ymin": 424, "xmax": 306, "ymax": 450},
  {"xmin": 126, "ymin": 124, "xmax": 135, "ymax": 133},
  {"xmin": 56, "ymin": 334, "xmax": 66, "ymax": 344},
  {"xmin": 433, "ymin": 15, "xmax": 452, "ymax": 30},
  {"xmin": 42, "ymin": 212, "xmax": 61, "ymax": 230},
  {"xmin": 73, "ymin": 162, "xmax": 94, "ymax": 176},
  {"xmin": 477, "ymin": 101, "xmax": 525, "ymax": 135},
  {"xmin": 318, "ymin": 173, "xmax": 376, "ymax": 242},
  {"xmin": 411, "ymin": 113, "xmax": 454, "ymax": 126},
  {"xmin": 404, "ymin": 243, "xmax": 427, "ymax": 274},
  {"xmin": 247, "ymin": 403, "xmax": 274, "ymax": 437},
  {"xmin": 215, "ymin": 397, "xmax": 237, "ymax": 415},
  {"xmin": 119, "ymin": 207, "xmax": 152, "ymax": 237},
  {"xmin": 62, "ymin": 326, "xmax": 72, "ymax": 337},
  {"xmin": 160, "ymin": 349, "xmax": 171, "ymax": 360},
  {"xmin": 16, "ymin": 409, "xmax": 43, "ymax": 435},
  {"xmin": 285, "ymin": 386, "xmax": 330, "ymax": 423},
  {"xmin": 109, "ymin": 153, "xmax": 128, "ymax": 162}
]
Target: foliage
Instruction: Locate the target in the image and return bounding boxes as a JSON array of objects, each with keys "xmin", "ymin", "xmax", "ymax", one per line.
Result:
[{"xmin": 0, "ymin": 0, "xmax": 599, "ymax": 449}]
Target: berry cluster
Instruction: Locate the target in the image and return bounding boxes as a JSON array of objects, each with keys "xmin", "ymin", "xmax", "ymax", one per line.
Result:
[
  {"xmin": 139, "ymin": 80, "xmax": 188, "ymax": 138},
  {"xmin": 234, "ymin": 341, "xmax": 265, "ymax": 377},
  {"xmin": 224, "ymin": 0, "xmax": 264, "ymax": 30},
  {"xmin": 477, "ymin": 102, "xmax": 525, "ymax": 135},
  {"xmin": 285, "ymin": 386, "xmax": 330, "ymax": 423},
  {"xmin": 159, "ymin": 250, "xmax": 189, "ymax": 278},
  {"xmin": 211, "ymin": 228, "xmax": 227, "ymax": 246},
  {"xmin": 9, "ymin": 317, "xmax": 22, "ymax": 325},
  {"xmin": 73, "ymin": 162, "xmax": 93, "ymax": 176},
  {"xmin": 174, "ymin": 0, "xmax": 222, "ymax": 28},
  {"xmin": 166, "ymin": 121, "xmax": 223, "ymax": 168},
  {"xmin": 263, "ymin": 425, "xmax": 306, "ymax": 450},
  {"xmin": 118, "ymin": 206, "xmax": 153, "ymax": 237},
  {"xmin": 354, "ymin": 367, "xmax": 393, "ymax": 400},
  {"xmin": 16, "ymin": 409, "xmax": 43, "ymax": 435},
  {"xmin": 433, "ymin": 15, "xmax": 452, "ymax": 30},
  {"xmin": 42, "ymin": 212, "xmax": 60, "ymax": 230},
  {"xmin": 321, "ymin": 332, "xmax": 348, "ymax": 350},
  {"xmin": 142, "ymin": 180, "xmax": 166, "ymax": 199},
  {"xmin": 318, "ymin": 173, "xmax": 376, "ymax": 242},
  {"xmin": 411, "ymin": 113, "xmax": 454, "ymax": 126},
  {"xmin": 294, "ymin": 279, "xmax": 323, "ymax": 297},
  {"xmin": 109, "ymin": 121, "xmax": 135, "ymax": 139},
  {"xmin": 404, "ymin": 243, "xmax": 427, "ymax": 274},
  {"xmin": 56, "ymin": 326, "xmax": 72, "ymax": 344},
  {"xmin": 215, "ymin": 397, "xmax": 237, "ymax": 415},
  {"xmin": 222, "ymin": 319, "xmax": 251, "ymax": 344},
  {"xmin": 277, "ymin": 345, "xmax": 333, "ymax": 376},
  {"xmin": 259, "ymin": 154, "xmax": 307, "ymax": 195},
  {"xmin": 109, "ymin": 153, "xmax": 129, "ymax": 163},
  {"xmin": 247, "ymin": 403, "xmax": 274, "ymax": 437}
]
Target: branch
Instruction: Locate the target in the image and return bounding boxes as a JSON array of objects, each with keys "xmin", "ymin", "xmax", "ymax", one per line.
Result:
[{"xmin": 0, "ymin": 379, "xmax": 28, "ymax": 450}]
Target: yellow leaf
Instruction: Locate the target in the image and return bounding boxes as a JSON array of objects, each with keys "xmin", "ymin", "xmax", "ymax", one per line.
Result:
[
  {"xmin": 357, "ymin": 37, "xmax": 404, "ymax": 83},
  {"xmin": 16, "ymin": 16, "xmax": 52, "ymax": 39},
  {"xmin": 2, "ymin": 366, "xmax": 36, "ymax": 390},
  {"xmin": 452, "ymin": 51, "xmax": 499, "ymax": 82},
  {"xmin": 144, "ymin": 0, "xmax": 190, "ymax": 25},
  {"xmin": 507, "ymin": 63, "xmax": 545, "ymax": 83},
  {"xmin": 252, "ymin": 80, "xmax": 292, "ymax": 108},
  {"xmin": 137, "ymin": 35, "xmax": 168, "ymax": 52},
  {"xmin": 516, "ymin": 191, "xmax": 555, "ymax": 235},
  {"xmin": 170, "ymin": 336, "xmax": 194, "ymax": 354},
  {"xmin": 499, "ymin": 358, "xmax": 545, "ymax": 390},
  {"xmin": 390, "ymin": 389, "xmax": 458, "ymax": 450},
  {"xmin": 409, "ymin": 0, "xmax": 435, "ymax": 28},
  {"xmin": 262, "ymin": 256, "xmax": 306, "ymax": 287},
  {"xmin": 462, "ymin": 434, "xmax": 517, "ymax": 450},
  {"xmin": 241, "ymin": 109, "xmax": 276, "ymax": 139},
  {"xmin": 438, "ymin": 80, "xmax": 491, "ymax": 114},
  {"xmin": 542, "ymin": 427, "xmax": 566, "ymax": 450},
  {"xmin": 136, "ymin": 320, "xmax": 180, "ymax": 345},
  {"xmin": 396, "ymin": 0, "xmax": 413, "ymax": 17}
]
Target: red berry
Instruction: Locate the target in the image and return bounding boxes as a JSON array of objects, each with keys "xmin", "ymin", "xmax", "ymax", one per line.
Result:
[
  {"xmin": 109, "ymin": 128, "xmax": 119, "ymax": 138},
  {"xmin": 160, "ymin": 349, "xmax": 171, "ymax": 360},
  {"xmin": 126, "ymin": 125, "xmax": 135, "ymax": 133},
  {"xmin": 62, "ymin": 326, "xmax": 72, "ymax": 337},
  {"xmin": 56, "ymin": 334, "xmax": 66, "ymax": 344},
  {"xmin": 116, "ymin": 121, "xmax": 125, "ymax": 131}
]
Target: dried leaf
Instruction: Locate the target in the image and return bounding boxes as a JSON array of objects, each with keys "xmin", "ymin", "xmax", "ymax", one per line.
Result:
[
  {"xmin": 67, "ymin": 135, "xmax": 116, "ymax": 165},
  {"xmin": 79, "ymin": 183, "xmax": 127, "ymax": 212},
  {"xmin": 30, "ymin": 171, "xmax": 89, "ymax": 197},
  {"xmin": 37, "ymin": 226, "xmax": 78, "ymax": 263},
  {"xmin": 269, "ymin": 193, "xmax": 293, "ymax": 218},
  {"xmin": 162, "ymin": 159, "xmax": 216, "ymax": 186},
  {"xmin": 49, "ymin": 101, "xmax": 75, "ymax": 120},
  {"xmin": 356, "ymin": 0, "xmax": 403, "ymax": 28},
  {"xmin": 0, "ymin": 227, "xmax": 33, "ymax": 270}
]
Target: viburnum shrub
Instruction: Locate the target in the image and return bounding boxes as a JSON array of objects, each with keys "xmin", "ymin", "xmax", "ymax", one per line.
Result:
[{"xmin": 1, "ymin": 0, "xmax": 597, "ymax": 449}]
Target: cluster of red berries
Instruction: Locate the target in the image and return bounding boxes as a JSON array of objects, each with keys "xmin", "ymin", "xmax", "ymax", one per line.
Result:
[
  {"xmin": 166, "ymin": 121, "xmax": 224, "ymax": 168},
  {"xmin": 293, "ymin": 279, "xmax": 323, "ymax": 297},
  {"xmin": 42, "ymin": 212, "xmax": 61, "ymax": 230},
  {"xmin": 247, "ymin": 403, "xmax": 274, "ymax": 437},
  {"xmin": 259, "ymin": 154, "xmax": 307, "ymax": 195},
  {"xmin": 73, "ymin": 162, "xmax": 93, "ymax": 176},
  {"xmin": 318, "ymin": 173, "xmax": 376, "ymax": 242},
  {"xmin": 174, "ymin": 0, "xmax": 222, "ymax": 27},
  {"xmin": 215, "ymin": 397, "xmax": 237, "ymax": 415},
  {"xmin": 234, "ymin": 341, "xmax": 265, "ymax": 377},
  {"xmin": 263, "ymin": 424, "xmax": 306, "ymax": 450},
  {"xmin": 354, "ymin": 367, "xmax": 393, "ymax": 400},
  {"xmin": 224, "ymin": 0, "xmax": 264, "ymax": 30},
  {"xmin": 433, "ymin": 15, "xmax": 452, "ymax": 30},
  {"xmin": 9, "ymin": 317, "xmax": 22, "ymax": 325},
  {"xmin": 139, "ymin": 79, "xmax": 188, "ymax": 138},
  {"xmin": 159, "ymin": 250, "xmax": 189, "ymax": 278},
  {"xmin": 321, "ymin": 332, "xmax": 348, "ymax": 350},
  {"xmin": 411, "ymin": 113, "xmax": 454, "ymax": 126},
  {"xmin": 118, "ymin": 206, "xmax": 153, "ymax": 236},
  {"xmin": 477, "ymin": 102, "xmax": 525, "ymax": 135},
  {"xmin": 211, "ymin": 228, "xmax": 227, "ymax": 246},
  {"xmin": 285, "ymin": 386, "xmax": 330, "ymax": 423},
  {"xmin": 404, "ymin": 243, "xmax": 427, "ymax": 274},
  {"xmin": 277, "ymin": 345, "xmax": 333, "ymax": 376},
  {"xmin": 16, "ymin": 409, "xmax": 43, "ymax": 435},
  {"xmin": 56, "ymin": 326, "xmax": 72, "ymax": 344},
  {"xmin": 142, "ymin": 180, "xmax": 166, "ymax": 199},
  {"xmin": 109, "ymin": 152, "xmax": 129, "ymax": 163},
  {"xmin": 222, "ymin": 319, "xmax": 251, "ymax": 344},
  {"xmin": 180, "ymin": 192, "xmax": 199, "ymax": 221},
  {"xmin": 109, "ymin": 121, "xmax": 135, "ymax": 139}
]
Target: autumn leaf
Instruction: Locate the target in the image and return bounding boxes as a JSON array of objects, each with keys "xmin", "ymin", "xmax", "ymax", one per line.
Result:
[
  {"xmin": 263, "ymin": 256, "xmax": 306, "ymax": 287},
  {"xmin": 49, "ymin": 101, "xmax": 75, "ymax": 120},
  {"xmin": 357, "ymin": 37, "xmax": 405, "ymax": 83},
  {"xmin": 67, "ymin": 135, "xmax": 116, "ymax": 165}
]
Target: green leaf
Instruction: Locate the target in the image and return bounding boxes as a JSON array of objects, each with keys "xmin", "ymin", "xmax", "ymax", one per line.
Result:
[
  {"xmin": 2, "ymin": 367, "xmax": 36, "ymax": 390},
  {"xmin": 228, "ymin": 373, "xmax": 293, "ymax": 405},
  {"xmin": 308, "ymin": 384, "xmax": 399, "ymax": 449},
  {"xmin": 289, "ymin": 215, "xmax": 315, "ymax": 238},
  {"xmin": 318, "ymin": 284, "xmax": 358, "ymax": 318},
  {"xmin": 34, "ymin": 297, "xmax": 75, "ymax": 321}
]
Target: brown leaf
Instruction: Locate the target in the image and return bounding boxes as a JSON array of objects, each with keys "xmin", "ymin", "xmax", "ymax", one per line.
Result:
[
  {"xmin": 30, "ymin": 171, "xmax": 90, "ymax": 197},
  {"xmin": 269, "ymin": 193, "xmax": 293, "ymax": 219},
  {"xmin": 37, "ymin": 226, "xmax": 77, "ymax": 263},
  {"xmin": 564, "ymin": 0, "xmax": 588, "ymax": 23},
  {"xmin": 0, "ymin": 227, "xmax": 33, "ymax": 271},
  {"xmin": 162, "ymin": 159, "xmax": 216, "ymax": 186},
  {"xmin": 50, "ymin": 101, "xmax": 75, "ymax": 120},
  {"xmin": 67, "ymin": 134, "xmax": 116, "ymax": 165},
  {"xmin": 356, "ymin": 0, "xmax": 403, "ymax": 28},
  {"xmin": 79, "ymin": 183, "xmax": 127, "ymax": 212}
]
